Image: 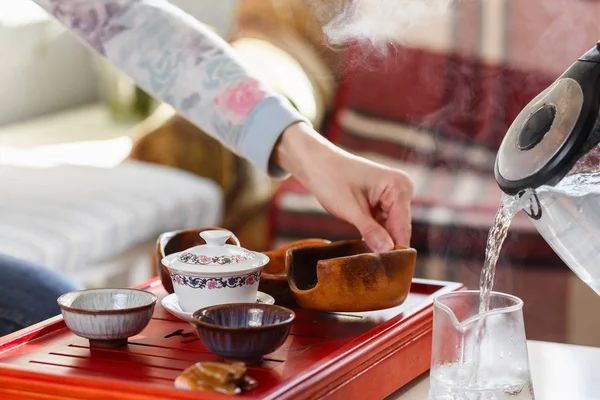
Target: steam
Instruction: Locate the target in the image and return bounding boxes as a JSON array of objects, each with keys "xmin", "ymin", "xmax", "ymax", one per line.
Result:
[{"xmin": 321, "ymin": 0, "xmax": 452, "ymax": 47}]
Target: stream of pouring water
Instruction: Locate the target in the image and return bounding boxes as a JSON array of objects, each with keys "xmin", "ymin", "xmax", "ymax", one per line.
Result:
[
  {"xmin": 460, "ymin": 190, "xmax": 534, "ymax": 398},
  {"xmin": 478, "ymin": 191, "xmax": 532, "ymax": 313}
]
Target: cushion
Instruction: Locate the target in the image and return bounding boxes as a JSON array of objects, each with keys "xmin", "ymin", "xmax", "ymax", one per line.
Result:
[{"xmin": 0, "ymin": 161, "xmax": 223, "ymax": 274}]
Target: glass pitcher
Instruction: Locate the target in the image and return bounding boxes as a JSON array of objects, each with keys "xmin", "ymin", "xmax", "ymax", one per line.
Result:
[
  {"xmin": 495, "ymin": 41, "xmax": 600, "ymax": 296},
  {"xmin": 429, "ymin": 291, "xmax": 534, "ymax": 400}
]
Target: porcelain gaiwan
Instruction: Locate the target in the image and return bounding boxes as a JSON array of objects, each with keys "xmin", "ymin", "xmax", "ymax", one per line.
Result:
[{"xmin": 161, "ymin": 230, "xmax": 269, "ymax": 313}]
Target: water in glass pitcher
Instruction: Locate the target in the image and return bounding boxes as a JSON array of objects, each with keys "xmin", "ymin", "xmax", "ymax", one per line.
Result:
[
  {"xmin": 429, "ymin": 362, "xmax": 534, "ymax": 400},
  {"xmin": 532, "ymin": 172, "xmax": 600, "ymax": 295}
]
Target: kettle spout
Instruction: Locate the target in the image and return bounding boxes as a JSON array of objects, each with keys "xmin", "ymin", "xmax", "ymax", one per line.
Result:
[{"xmin": 518, "ymin": 191, "xmax": 542, "ymax": 220}]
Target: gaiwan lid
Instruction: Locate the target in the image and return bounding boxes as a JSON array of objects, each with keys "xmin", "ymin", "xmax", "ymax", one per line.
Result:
[{"xmin": 163, "ymin": 230, "xmax": 269, "ymax": 275}]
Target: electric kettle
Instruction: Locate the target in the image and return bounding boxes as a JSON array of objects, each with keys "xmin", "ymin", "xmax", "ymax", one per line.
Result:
[{"xmin": 495, "ymin": 41, "xmax": 600, "ymax": 295}]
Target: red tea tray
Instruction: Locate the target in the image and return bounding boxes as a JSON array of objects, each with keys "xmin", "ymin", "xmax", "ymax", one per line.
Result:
[{"xmin": 0, "ymin": 277, "xmax": 463, "ymax": 400}]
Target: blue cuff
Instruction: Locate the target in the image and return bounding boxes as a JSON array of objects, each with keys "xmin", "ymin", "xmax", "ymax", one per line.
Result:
[{"xmin": 237, "ymin": 95, "xmax": 310, "ymax": 179}]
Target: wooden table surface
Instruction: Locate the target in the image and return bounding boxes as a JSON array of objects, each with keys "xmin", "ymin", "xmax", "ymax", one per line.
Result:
[{"xmin": 388, "ymin": 340, "xmax": 600, "ymax": 399}]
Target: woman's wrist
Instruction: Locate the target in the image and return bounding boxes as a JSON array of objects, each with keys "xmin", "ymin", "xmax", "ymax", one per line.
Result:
[{"xmin": 272, "ymin": 122, "xmax": 339, "ymax": 183}]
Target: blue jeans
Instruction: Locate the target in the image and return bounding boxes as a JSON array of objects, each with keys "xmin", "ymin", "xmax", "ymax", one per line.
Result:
[{"xmin": 0, "ymin": 254, "xmax": 82, "ymax": 337}]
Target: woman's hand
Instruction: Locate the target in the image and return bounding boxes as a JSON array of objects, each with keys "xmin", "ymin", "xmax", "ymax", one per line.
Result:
[{"xmin": 273, "ymin": 122, "xmax": 413, "ymax": 252}]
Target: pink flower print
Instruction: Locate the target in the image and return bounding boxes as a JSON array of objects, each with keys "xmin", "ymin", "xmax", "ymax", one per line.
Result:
[
  {"xmin": 199, "ymin": 255, "xmax": 212, "ymax": 264},
  {"xmin": 174, "ymin": 275, "xmax": 184, "ymax": 286},
  {"xmin": 208, "ymin": 281, "xmax": 217, "ymax": 289},
  {"xmin": 245, "ymin": 275, "xmax": 255, "ymax": 286},
  {"xmin": 214, "ymin": 79, "xmax": 267, "ymax": 125}
]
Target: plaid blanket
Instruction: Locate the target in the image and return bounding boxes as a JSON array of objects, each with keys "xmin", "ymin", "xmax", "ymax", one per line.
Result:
[{"xmin": 265, "ymin": 0, "xmax": 600, "ymax": 267}]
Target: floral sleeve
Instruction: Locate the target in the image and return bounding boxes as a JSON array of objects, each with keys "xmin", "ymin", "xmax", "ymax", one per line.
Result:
[{"xmin": 32, "ymin": 0, "xmax": 307, "ymax": 176}]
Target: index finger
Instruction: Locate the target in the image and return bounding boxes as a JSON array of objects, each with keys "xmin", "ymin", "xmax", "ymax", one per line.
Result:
[{"xmin": 385, "ymin": 197, "xmax": 412, "ymax": 247}]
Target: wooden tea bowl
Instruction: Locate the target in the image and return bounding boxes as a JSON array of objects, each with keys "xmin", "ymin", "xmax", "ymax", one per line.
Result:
[
  {"xmin": 261, "ymin": 238, "xmax": 331, "ymax": 306},
  {"xmin": 286, "ymin": 240, "xmax": 417, "ymax": 312},
  {"xmin": 156, "ymin": 227, "xmax": 239, "ymax": 294}
]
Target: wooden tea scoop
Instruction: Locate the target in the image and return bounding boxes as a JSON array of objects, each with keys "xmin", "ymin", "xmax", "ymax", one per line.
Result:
[{"xmin": 175, "ymin": 361, "xmax": 257, "ymax": 395}]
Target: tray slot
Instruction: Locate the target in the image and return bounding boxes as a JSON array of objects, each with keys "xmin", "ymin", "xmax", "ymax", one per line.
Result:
[
  {"xmin": 65, "ymin": 344, "xmax": 223, "ymax": 363},
  {"xmin": 29, "ymin": 360, "xmax": 173, "ymax": 383},
  {"xmin": 64, "ymin": 344, "xmax": 282, "ymax": 369},
  {"xmin": 29, "ymin": 354, "xmax": 179, "ymax": 382},
  {"xmin": 49, "ymin": 351, "xmax": 188, "ymax": 372}
]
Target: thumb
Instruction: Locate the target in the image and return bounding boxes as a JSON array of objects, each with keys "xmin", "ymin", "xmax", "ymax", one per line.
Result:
[{"xmin": 353, "ymin": 214, "xmax": 394, "ymax": 253}]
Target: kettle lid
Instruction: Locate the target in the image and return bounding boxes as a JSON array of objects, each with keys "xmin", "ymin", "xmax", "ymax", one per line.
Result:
[
  {"xmin": 495, "ymin": 77, "xmax": 585, "ymax": 194},
  {"xmin": 495, "ymin": 46, "xmax": 600, "ymax": 195}
]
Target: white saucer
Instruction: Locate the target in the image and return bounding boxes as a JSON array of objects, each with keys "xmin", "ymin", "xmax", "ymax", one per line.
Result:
[{"xmin": 161, "ymin": 292, "xmax": 275, "ymax": 323}]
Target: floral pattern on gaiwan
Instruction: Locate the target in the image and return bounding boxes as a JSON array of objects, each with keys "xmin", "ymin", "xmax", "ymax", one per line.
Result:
[
  {"xmin": 171, "ymin": 271, "xmax": 261, "ymax": 290},
  {"xmin": 178, "ymin": 250, "xmax": 255, "ymax": 266}
]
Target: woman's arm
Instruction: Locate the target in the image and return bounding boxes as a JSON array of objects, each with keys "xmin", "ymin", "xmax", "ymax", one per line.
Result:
[
  {"xmin": 33, "ymin": 0, "xmax": 307, "ymax": 177},
  {"xmin": 32, "ymin": 0, "xmax": 414, "ymax": 250}
]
